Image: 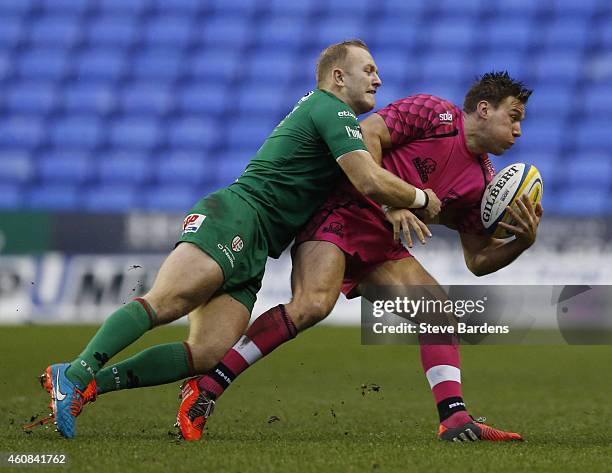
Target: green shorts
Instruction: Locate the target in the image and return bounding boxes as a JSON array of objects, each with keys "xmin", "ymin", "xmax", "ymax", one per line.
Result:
[{"xmin": 177, "ymin": 188, "xmax": 268, "ymax": 312}]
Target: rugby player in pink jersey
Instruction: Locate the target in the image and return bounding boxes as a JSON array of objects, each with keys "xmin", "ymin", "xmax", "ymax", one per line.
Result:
[{"xmin": 179, "ymin": 72, "xmax": 543, "ymax": 442}]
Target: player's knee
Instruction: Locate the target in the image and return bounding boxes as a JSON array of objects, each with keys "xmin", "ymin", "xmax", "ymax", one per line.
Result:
[
  {"xmin": 144, "ymin": 291, "xmax": 197, "ymax": 326},
  {"xmin": 290, "ymin": 294, "xmax": 334, "ymax": 330},
  {"xmin": 184, "ymin": 340, "xmax": 222, "ymax": 374}
]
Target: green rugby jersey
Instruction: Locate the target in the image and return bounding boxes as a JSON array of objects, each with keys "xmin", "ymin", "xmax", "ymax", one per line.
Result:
[{"xmin": 229, "ymin": 89, "xmax": 367, "ymax": 258}]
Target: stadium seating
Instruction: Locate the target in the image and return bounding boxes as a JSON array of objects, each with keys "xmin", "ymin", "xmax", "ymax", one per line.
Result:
[{"xmin": 0, "ymin": 0, "xmax": 610, "ymax": 215}]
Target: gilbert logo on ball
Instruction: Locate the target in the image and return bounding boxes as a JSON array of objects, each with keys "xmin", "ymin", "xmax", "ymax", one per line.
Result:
[{"xmin": 481, "ymin": 163, "xmax": 543, "ymax": 239}]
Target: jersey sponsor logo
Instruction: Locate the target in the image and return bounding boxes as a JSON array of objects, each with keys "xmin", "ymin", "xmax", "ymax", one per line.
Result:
[
  {"xmin": 412, "ymin": 157, "xmax": 437, "ymax": 183},
  {"xmin": 337, "ymin": 110, "xmax": 357, "ymax": 120},
  {"xmin": 322, "ymin": 221, "xmax": 344, "ymax": 238},
  {"xmin": 182, "ymin": 213, "xmax": 206, "ymax": 234},
  {"xmin": 439, "ymin": 111, "xmax": 453, "ymax": 123},
  {"xmin": 345, "ymin": 125, "xmax": 363, "ymax": 140},
  {"xmin": 231, "ymin": 235, "xmax": 244, "ymax": 252},
  {"xmin": 217, "ymin": 243, "xmax": 236, "ymax": 268}
]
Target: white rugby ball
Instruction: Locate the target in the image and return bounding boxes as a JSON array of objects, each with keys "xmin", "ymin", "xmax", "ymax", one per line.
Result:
[{"xmin": 481, "ymin": 163, "xmax": 543, "ymax": 239}]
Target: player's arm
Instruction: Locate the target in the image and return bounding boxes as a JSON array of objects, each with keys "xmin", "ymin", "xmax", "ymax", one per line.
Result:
[
  {"xmin": 360, "ymin": 113, "xmax": 392, "ymax": 166},
  {"xmin": 459, "ymin": 195, "xmax": 544, "ymax": 276},
  {"xmin": 337, "ymin": 150, "xmax": 440, "ymax": 218}
]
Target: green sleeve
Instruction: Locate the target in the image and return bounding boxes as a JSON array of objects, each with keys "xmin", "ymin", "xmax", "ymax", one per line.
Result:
[{"xmin": 309, "ymin": 98, "xmax": 368, "ymax": 160}]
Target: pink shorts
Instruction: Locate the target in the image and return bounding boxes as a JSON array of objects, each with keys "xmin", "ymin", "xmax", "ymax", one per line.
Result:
[{"xmin": 294, "ymin": 188, "xmax": 411, "ymax": 298}]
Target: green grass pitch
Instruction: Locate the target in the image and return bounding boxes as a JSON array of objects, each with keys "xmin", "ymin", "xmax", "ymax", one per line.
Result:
[{"xmin": 2, "ymin": 325, "xmax": 611, "ymax": 472}]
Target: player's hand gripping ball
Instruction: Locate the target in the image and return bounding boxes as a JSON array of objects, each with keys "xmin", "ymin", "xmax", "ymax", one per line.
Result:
[{"xmin": 481, "ymin": 163, "xmax": 543, "ymax": 239}]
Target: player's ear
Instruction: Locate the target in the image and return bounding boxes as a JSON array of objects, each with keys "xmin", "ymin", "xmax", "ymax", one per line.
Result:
[
  {"xmin": 476, "ymin": 100, "xmax": 489, "ymax": 119},
  {"xmin": 332, "ymin": 67, "xmax": 344, "ymax": 86}
]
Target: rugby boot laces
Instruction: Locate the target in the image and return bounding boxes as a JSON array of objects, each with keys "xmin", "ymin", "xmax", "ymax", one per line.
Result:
[{"xmin": 175, "ymin": 378, "xmax": 216, "ymax": 441}]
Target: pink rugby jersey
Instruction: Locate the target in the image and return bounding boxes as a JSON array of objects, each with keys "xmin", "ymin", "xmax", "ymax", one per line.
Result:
[{"xmin": 376, "ymin": 94, "xmax": 495, "ymax": 233}]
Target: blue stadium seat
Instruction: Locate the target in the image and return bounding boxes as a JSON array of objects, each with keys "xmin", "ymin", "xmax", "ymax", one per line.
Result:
[
  {"xmin": 557, "ymin": 186, "xmax": 609, "ymax": 215},
  {"xmin": 98, "ymin": 152, "xmax": 151, "ymax": 183},
  {"xmin": 269, "ymin": 0, "xmax": 316, "ymax": 15},
  {"xmin": 119, "ymin": 83, "xmax": 173, "ymax": 115},
  {"xmin": 215, "ymin": 151, "xmax": 252, "ymax": 186},
  {"xmin": 377, "ymin": 0, "xmax": 430, "ymax": 18},
  {"xmin": 227, "ymin": 119, "xmax": 276, "ymax": 150},
  {"xmin": 483, "ymin": 19, "xmax": 534, "ymax": 51},
  {"xmin": 50, "ymin": 117, "xmax": 102, "ymax": 149},
  {"xmin": 27, "ymin": 185, "xmax": 79, "ymax": 210},
  {"xmin": 190, "ymin": 49, "xmax": 242, "ymax": 81},
  {"xmin": 374, "ymin": 85, "xmax": 406, "ymax": 112},
  {"xmin": 527, "ymin": 86, "xmax": 574, "ymax": 118},
  {"xmin": 257, "ymin": 16, "xmax": 307, "ymax": 49},
  {"xmin": 519, "ymin": 120, "xmax": 567, "ymax": 153},
  {"xmin": 428, "ymin": 20, "xmax": 476, "ymax": 51},
  {"xmin": 532, "ymin": 51, "xmax": 583, "ymax": 84},
  {"xmin": 0, "ymin": 184, "xmax": 22, "ymax": 209},
  {"xmin": 0, "ymin": 16, "xmax": 23, "ymax": 47},
  {"xmin": 29, "ymin": 17, "xmax": 82, "ymax": 47},
  {"xmin": 315, "ymin": 20, "xmax": 365, "ymax": 48},
  {"xmin": 493, "ymin": 0, "xmax": 543, "ymax": 17},
  {"xmin": 237, "ymin": 85, "xmax": 290, "ymax": 116},
  {"xmin": 131, "ymin": 49, "xmax": 183, "ymax": 81},
  {"xmin": 40, "ymin": 0, "xmax": 91, "ymax": 15},
  {"xmin": 0, "ymin": 51, "xmax": 12, "ymax": 81},
  {"xmin": 6, "ymin": 82, "xmax": 57, "ymax": 114},
  {"xmin": 210, "ymin": 0, "xmax": 258, "ymax": 15},
  {"xmin": 98, "ymin": 0, "xmax": 149, "ymax": 14},
  {"xmin": 167, "ymin": 118, "xmax": 218, "ymax": 150},
  {"xmin": 421, "ymin": 53, "xmax": 471, "ymax": 84},
  {"xmin": 76, "ymin": 49, "xmax": 127, "ymax": 81},
  {"xmin": 373, "ymin": 50, "xmax": 416, "ymax": 87},
  {"xmin": 84, "ymin": 185, "xmax": 139, "ymax": 211},
  {"xmin": 153, "ymin": 0, "xmax": 202, "ymax": 14},
  {"xmin": 550, "ymin": 0, "xmax": 600, "ymax": 16},
  {"xmin": 199, "ymin": 17, "xmax": 252, "ymax": 48},
  {"xmin": 323, "ymin": 0, "xmax": 370, "ymax": 16},
  {"xmin": 0, "ymin": 152, "xmax": 33, "ymax": 184},
  {"xmin": 18, "ymin": 49, "xmax": 68, "ymax": 80},
  {"xmin": 177, "ymin": 83, "xmax": 229, "ymax": 116},
  {"xmin": 143, "ymin": 184, "xmax": 201, "ymax": 211},
  {"xmin": 575, "ymin": 120, "xmax": 612, "ymax": 150},
  {"xmin": 0, "ymin": 116, "xmax": 44, "ymax": 149},
  {"xmin": 370, "ymin": 18, "xmax": 419, "ymax": 49},
  {"xmin": 62, "ymin": 83, "xmax": 116, "ymax": 114},
  {"xmin": 87, "ymin": 17, "xmax": 139, "ymax": 47},
  {"xmin": 434, "ymin": 0, "xmax": 484, "ymax": 16},
  {"xmin": 582, "ymin": 85, "xmax": 612, "ymax": 115},
  {"xmin": 477, "ymin": 52, "xmax": 526, "ymax": 79},
  {"xmin": 598, "ymin": 20, "xmax": 612, "ymax": 49},
  {"xmin": 0, "ymin": 0, "xmax": 36, "ymax": 14},
  {"xmin": 38, "ymin": 152, "xmax": 92, "ymax": 183},
  {"xmin": 566, "ymin": 153, "xmax": 612, "ymax": 188},
  {"xmin": 542, "ymin": 19, "xmax": 588, "ymax": 51},
  {"xmin": 154, "ymin": 152, "xmax": 207, "ymax": 185},
  {"xmin": 144, "ymin": 16, "xmax": 193, "ymax": 48},
  {"xmin": 409, "ymin": 82, "xmax": 464, "ymax": 106},
  {"xmin": 108, "ymin": 118, "xmax": 160, "ymax": 149},
  {"xmin": 244, "ymin": 52, "xmax": 295, "ymax": 84}
]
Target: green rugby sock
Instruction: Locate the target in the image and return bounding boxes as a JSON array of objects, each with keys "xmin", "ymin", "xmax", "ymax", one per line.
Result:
[
  {"xmin": 95, "ymin": 342, "xmax": 194, "ymax": 394},
  {"xmin": 66, "ymin": 299, "xmax": 156, "ymax": 388}
]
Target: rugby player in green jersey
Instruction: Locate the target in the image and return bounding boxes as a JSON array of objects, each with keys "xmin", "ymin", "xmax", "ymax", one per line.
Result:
[{"xmin": 40, "ymin": 40, "xmax": 441, "ymax": 438}]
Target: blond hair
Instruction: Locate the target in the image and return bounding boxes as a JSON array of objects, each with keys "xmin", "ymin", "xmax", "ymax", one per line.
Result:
[{"xmin": 316, "ymin": 39, "xmax": 370, "ymax": 87}]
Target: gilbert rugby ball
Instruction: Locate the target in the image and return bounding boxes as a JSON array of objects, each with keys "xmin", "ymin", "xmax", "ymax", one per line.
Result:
[{"xmin": 481, "ymin": 163, "xmax": 543, "ymax": 239}]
